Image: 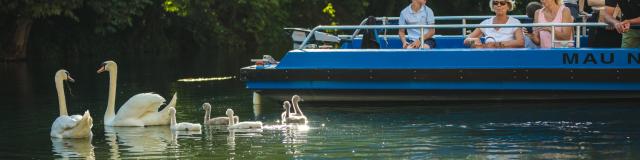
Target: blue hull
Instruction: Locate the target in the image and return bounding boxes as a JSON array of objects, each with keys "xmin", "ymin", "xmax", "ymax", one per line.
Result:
[{"xmin": 241, "ymin": 48, "xmax": 640, "ymax": 101}]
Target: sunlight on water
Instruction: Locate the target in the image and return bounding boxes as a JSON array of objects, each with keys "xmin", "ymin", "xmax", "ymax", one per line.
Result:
[{"xmin": 177, "ymin": 76, "xmax": 235, "ymax": 82}]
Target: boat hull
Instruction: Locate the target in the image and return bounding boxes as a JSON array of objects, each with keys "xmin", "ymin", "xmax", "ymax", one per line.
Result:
[
  {"xmin": 241, "ymin": 48, "xmax": 640, "ymax": 101},
  {"xmin": 255, "ymin": 89, "xmax": 640, "ymax": 102}
]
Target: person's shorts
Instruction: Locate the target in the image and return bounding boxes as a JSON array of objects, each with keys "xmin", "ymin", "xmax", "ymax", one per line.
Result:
[
  {"xmin": 622, "ymin": 29, "xmax": 640, "ymax": 48},
  {"xmin": 407, "ymin": 38, "xmax": 437, "ymax": 48}
]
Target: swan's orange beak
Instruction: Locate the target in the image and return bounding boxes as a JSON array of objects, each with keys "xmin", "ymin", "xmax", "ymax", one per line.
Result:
[{"xmin": 97, "ymin": 64, "xmax": 106, "ymax": 73}]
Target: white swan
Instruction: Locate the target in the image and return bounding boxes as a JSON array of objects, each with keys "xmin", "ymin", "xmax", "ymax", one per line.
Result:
[
  {"xmin": 169, "ymin": 107, "xmax": 201, "ymax": 131},
  {"xmin": 226, "ymin": 109, "xmax": 262, "ymax": 129},
  {"xmin": 281, "ymin": 101, "xmax": 307, "ymax": 124},
  {"xmin": 98, "ymin": 60, "xmax": 177, "ymax": 127},
  {"xmin": 289, "ymin": 95, "xmax": 308, "ymax": 124},
  {"xmin": 289, "ymin": 95, "xmax": 305, "ymax": 116},
  {"xmin": 50, "ymin": 70, "xmax": 93, "ymax": 138},
  {"xmin": 202, "ymin": 102, "xmax": 238, "ymax": 125},
  {"xmin": 280, "ymin": 101, "xmax": 291, "ymax": 123}
]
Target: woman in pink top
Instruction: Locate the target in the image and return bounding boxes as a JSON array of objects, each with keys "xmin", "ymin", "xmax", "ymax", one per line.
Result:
[{"xmin": 531, "ymin": 0, "xmax": 574, "ymax": 48}]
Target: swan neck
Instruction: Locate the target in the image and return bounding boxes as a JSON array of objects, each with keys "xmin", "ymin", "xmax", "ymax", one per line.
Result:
[
  {"xmin": 204, "ymin": 109, "xmax": 210, "ymax": 123},
  {"xmin": 295, "ymin": 101, "xmax": 304, "ymax": 116},
  {"xmin": 55, "ymin": 77, "xmax": 68, "ymax": 116},
  {"xmin": 292, "ymin": 100, "xmax": 298, "ymax": 113},
  {"xmin": 170, "ymin": 113, "xmax": 177, "ymax": 127},
  {"xmin": 228, "ymin": 113, "xmax": 234, "ymax": 125},
  {"xmin": 285, "ymin": 106, "xmax": 290, "ymax": 117},
  {"xmin": 293, "ymin": 100, "xmax": 302, "ymax": 115},
  {"xmin": 105, "ymin": 69, "xmax": 117, "ymax": 122}
]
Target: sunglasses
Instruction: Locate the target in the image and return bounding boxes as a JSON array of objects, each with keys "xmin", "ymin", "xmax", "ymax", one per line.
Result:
[{"xmin": 493, "ymin": 1, "xmax": 508, "ymax": 6}]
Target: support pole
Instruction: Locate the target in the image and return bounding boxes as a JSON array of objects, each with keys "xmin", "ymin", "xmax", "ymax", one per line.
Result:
[
  {"xmin": 252, "ymin": 92, "xmax": 262, "ymax": 118},
  {"xmin": 419, "ymin": 27, "xmax": 424, "ymax": 49},
  {"xmin": 253, "ymin": 91, "xmax": 261, "ymax": 105}
]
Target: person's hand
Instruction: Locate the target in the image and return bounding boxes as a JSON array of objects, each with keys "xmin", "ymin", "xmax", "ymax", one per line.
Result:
[
  {"xmin": 535, "ymin": 27, "xmax": 551, "ymax": 33},
  {"xmin": 402, "ymin": 42, "xmax": 410, "ymax": 48},
  {"xmin": 464, "ymin": 38, "xmax": 473, "ymax": 47},
  {"xmin": 464, "ymin": 38, "xmax": 482, "ymax": 48},
  {"xmin": 615, "ymin": 20, "xmax": 631, "ymax": 33},
  {"xmin": 484, "ymin": 42, "xmax": 497, "ymax": 48},
  {"xmin": 580, "ymin": 11, "xmax": 589, "ymax": 16},
  {"xmin": 411, "ymin": 40, "xmax": 422, "ymax": 48}
]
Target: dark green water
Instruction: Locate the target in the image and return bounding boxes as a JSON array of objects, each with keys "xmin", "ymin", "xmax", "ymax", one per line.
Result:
[{"xmin": 1, "ymin": 59, "xmax": 640, "ymax": 159}]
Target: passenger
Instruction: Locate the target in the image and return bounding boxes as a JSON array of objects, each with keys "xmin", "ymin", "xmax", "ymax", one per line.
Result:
[
  {"xmin": 524, "ymin": 2, "xmax": 543, "ymax": 48},
  {"xmin": 601, "ymin": 0, "xmax": 640, "ymax": 48},
  {"xmin": 587, "ymin": 0, "xmax": 621, "ymax": 48},
  {"xmin": 463, "ymin": 0, "xmax": 524, "ymax": 48},
  {"xmin": 399, "ymin": 0, "xmax": 436, "ymax": 49},
  {"xmin": 531, "ymin": 0, "xmax": 575, "ymax": 48},
  {"xmin": 564, "ymin": 0, "xmax": 586, "ymax": 21}
]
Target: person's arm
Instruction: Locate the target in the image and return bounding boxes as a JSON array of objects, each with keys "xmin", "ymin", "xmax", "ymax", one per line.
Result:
[
  {"xmin": 399, "ymin": 29, "xmax": 409, "ymax": 48},
  {"xmin": 601, "ymin": 4, "xmax": 629, "ymax": 33},
  {"xmin": 463, "ymin": 28, "xmax": 483, "ymax": 47},
  {"xmin": 626, "ymin": 17, "xmax": 640, "ymax": 25},
  {"xmin": 579, "ymin": 0, "xmax": 586, "ymax": 14},
  {"xmin": 500, "ymin": 28, "xmax": 525, "ymax": 48},
  {"xmin": 614, "ymin": 17, "xmax": 640, "ymax": 33},
  {"xmin": 531, "ymin": 11, "xmax": 542, "ymax": 45},
  {"xmin": 398, "ymin": 14, "xmax": 410, "ymax": 48},
  {"xmin": 425, "ymin": 9, "xmax": 436, "ymax": 40},
  {"xmin": 555, "ymin": 8, "xmax": 575, "ymax": 40},
  {"xmin": 423, "ymin": 28, "xmax": 435, "ymax": 40},
  {"xmin": 409, "ymin": 28, "xmax": 436, "ymax": 48},
  {"xmin": 414, "ymin": 8, "xmax": 436, "ymax": 48}
]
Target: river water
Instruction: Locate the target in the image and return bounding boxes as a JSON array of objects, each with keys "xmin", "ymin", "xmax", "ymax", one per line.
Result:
[{"xmin": 1, "ymin": 59, "xmax": 639, "ymax": 159}]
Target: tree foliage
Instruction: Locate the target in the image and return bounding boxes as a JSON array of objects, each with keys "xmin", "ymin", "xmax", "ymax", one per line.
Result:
[{"xmin": 1, "ymin": 0, "xmax": 537, "ymax": 71}]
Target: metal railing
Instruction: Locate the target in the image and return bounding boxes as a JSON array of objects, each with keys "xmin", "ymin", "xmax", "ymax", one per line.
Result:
[
  {"xmin": 350, "ymin": 15, "xmax": 593, "ymax": 40},
  {"xmin": 351, "ymin": 15, "xmax": 531, "ymax": 40},
  {"xmin": 301, "ymin": 23, "xmax": 608, "ymax": 50}
]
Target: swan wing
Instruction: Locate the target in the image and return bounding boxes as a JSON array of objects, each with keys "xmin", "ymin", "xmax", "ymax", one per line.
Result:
[
  {"xmin": 115, "ymin": 93, "xmax": 165, "ymax": 119},
  {"xmin": 51, "ymin": 111, "xmax": 93, "ymax": 138},
  {"xmin": 139, "ymin": 93, "xmax": 177, "ymax": 126},
  {"xmin": 174, "ymin": 123, "xmax": 202, "ymax": 131},
  {"xmin": 207, "ymin": 117, "xmax": 230, "ymax": 125},
  {"xmin": 285, "ymin": 115, "xmax": 308, "ymax": 124},
  {"xmin": 229, "ymin": 121, "xmax": 263, "ymax": 129}
]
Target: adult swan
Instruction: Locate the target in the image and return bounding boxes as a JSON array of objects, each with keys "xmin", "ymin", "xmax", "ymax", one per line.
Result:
[
  {"xmin": 98, "ymin": 60, "xmax": 177, "ymax": 127},
  {"xmin": 50, "ymin": 70, "xmax": 93, "ymax": 138}
]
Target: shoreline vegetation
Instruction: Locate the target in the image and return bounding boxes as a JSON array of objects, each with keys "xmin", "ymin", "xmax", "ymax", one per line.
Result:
[{"xmin": 0, "ymin": 0, "xmax": 530, "ymax": 69}]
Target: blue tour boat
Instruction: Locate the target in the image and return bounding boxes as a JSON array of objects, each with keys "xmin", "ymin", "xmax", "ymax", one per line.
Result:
[{"xmin": 240, "ymin": 16, "xmax": 640, "ymax": 102}]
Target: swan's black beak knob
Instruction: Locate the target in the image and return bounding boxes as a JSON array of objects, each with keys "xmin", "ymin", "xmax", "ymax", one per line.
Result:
[
  {"xmin": 67, "ymin": 76, "xmax": 75, "ymax": 83},
  {"xmin": 97, "ymin": 63, "xmax": 106, "ymax": 73}
]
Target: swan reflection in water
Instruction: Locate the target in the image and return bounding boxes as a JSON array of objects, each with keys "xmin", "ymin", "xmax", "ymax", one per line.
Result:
[
  {"xmin": 200, "ymin": 125, "xmax": 264, "ymax": 155},
  {"xmin": 281, "ymin": 123, "xmax": 311, "ymax": 155},
  {"xmin": 51, "ymin": 138, "xmax": 95, "ymax": 159},
  {"xmin": 105, "ymin": 126, "xmax": 195, "ymax": 158}
]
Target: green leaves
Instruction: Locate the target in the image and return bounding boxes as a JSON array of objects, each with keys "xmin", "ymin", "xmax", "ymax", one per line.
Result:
[{"xmin": 87, "ymin": 0, "xmax": 152, "ymax": 34}]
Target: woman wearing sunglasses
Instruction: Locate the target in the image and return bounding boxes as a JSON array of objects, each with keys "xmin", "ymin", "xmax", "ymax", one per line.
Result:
[
  {"xmin": 463, "ymin": 0, "xmax": 524, "ymax": 48},
  {"xmin": 531, "ymin": 0, "xmax": 574, "ymax": 48}
]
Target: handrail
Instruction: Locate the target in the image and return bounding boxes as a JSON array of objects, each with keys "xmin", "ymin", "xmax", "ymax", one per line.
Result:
[
  {"xmin": 365, "ymin": 15, "xmax": 530, "ymax": 22},
  {"xmin": 350, "ymin": 15, "xmax": 592, "ymax": 41},
  {"xmin": 351, "ymin": 15, "xmax": 531, "ymax": 40},
  {"xmin": 302, "ymin": 23, "xmax": 608, "ymax": 50}
]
